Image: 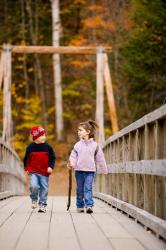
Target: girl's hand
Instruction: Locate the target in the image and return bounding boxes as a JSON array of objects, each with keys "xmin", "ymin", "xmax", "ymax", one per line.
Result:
[
  {"xmin": 47, "ymin": 167, "xmax": 53, "ymax": 174},
  {"xmin": 67, "ymin": 161, "xmax": 72, "ymax": 169},
  {"xmin": 26, "ymin": 171, "xmax": 30, "ymax": 175}
]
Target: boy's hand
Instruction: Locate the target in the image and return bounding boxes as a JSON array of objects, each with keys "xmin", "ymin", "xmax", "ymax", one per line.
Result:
[{"xmin": 47, "ymin": 167, "xmax": 53, "ymax": 174}]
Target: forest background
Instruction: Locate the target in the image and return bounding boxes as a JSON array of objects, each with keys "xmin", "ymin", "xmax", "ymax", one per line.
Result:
[{"xmin": 0, "ymin": 0, "xmax": 166, "ymax": 160}]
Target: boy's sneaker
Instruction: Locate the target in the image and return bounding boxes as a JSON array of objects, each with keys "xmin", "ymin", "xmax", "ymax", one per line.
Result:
[
  {"xmin": 77, "ymin": 208, "xmax": 84, "ymax": 213},
  {"xmin": 86, "ymin": 207, "xmax": 93, "ymax": 214},
  {"xmin": 31, "ymin": 201, "xmax": 37, "ymax": 209},
  {"xmin": 38, "ymin": 205, "xmax": 46, "ymax": 213}
]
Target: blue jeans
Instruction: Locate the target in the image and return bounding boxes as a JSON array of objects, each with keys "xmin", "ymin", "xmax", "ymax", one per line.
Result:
[
  {"xmin": 29, "ymin": 173, "xmax": 49, "ymax": 206},
  {"xmin": 75, "ymin": 171, "xmax": 95, "ymax": 208}
]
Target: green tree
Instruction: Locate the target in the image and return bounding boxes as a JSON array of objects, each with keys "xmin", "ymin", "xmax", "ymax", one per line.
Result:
[{"xmin": 121, "ymin": 0, "xmax": 166, "ymax": 121}]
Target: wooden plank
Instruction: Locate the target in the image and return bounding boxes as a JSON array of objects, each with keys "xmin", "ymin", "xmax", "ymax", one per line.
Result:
[
  {"xmin": 0, "ymin": 141, "xmax": 26, "ymax": 196},
  {"xmin": 116, "ymin": 174, "xmax": 121, "ymax": 200},
  {"xmin": 135, "ymin": 129, "xmax": 139, "ymax": 160},
  {"xmin": 154, "ymin": 176, "xmax": 166, "ymax": 220},
  {"xmin": 0, "ymin": 196, "xmax": 165, "ymax": 250},
  {"xmin": 106, "ymin": 159, "xmax": 166, "ymax": 176},
  {"xmin": 144, "ymin": 175, "xmax": 155, "ymax": 214},
  {"xmin": 71, "ymin": 213, "xmax": 113, "ymax": 250},
  {"xmin": 0, "ymin": 141, "xmax": 21, "ymax": 161},
  {"xmin": 158, "ymin": 119, "xmax": 166, "ymax": 158},
  {"xmin": 103, "ymin": 104, "xmax": 166, "ymax": 147},
  {"xmin": 95, "ymin": 200, "xmax": 166, "ymax": 250},
  {"xmin": 92, "ymin": 213, "xmax": 132, "ymax": 238},
  {"xmin": 144, "ymin": 124, "xmax": 149, "ymax": 159},
  {"xmin": 149, "ymin": 124, "xmax": 155, "ymax": 159},
  {"xmin": 0, "ymin": 164, "xmax": 27, "ymax": 182},
  {"xmin": 0, "ymin": 191, "xmax": 12, "ymax": 200},
  {"xmin": 154, "ymin": 121, "xmax": 159, "ymax": 159},
  {"xmin": 128, "ymin": 174, "xmax": 134, "ymax": 204},
  {"xmin": 137, "ymin": 175, "xmax": 144, "ymax": 209},
  {"xmin": 163, "ymin": 120, "xmax": 166, "ymax": 158},
  {"xmin": 133, "ymin": 174, "xmax": 138, "ymax": 207},
  {"xmin": 15, "ymin": 197, "xmax": 53, "ymax": 250},
  {"xmin": 130, "ymin": 132, "xmax": 135, "ymax": 161},
  {"xmin": 94, "ymin": 192, "xmax": 166, "ymax": 240},
  {"xmin": 0, "ymin": 45, "xmax": 112, "ymax": 54},
  {"xmin": 0, "ymin": 196, "xmax": 27, "ymax": 227},
  {"xmin": 0, "ymin": 197, "xmax": 32, "ymax": 250},
  {"xmin": 101, "ymin": 174, "xmax": 106, "ymax": 193},
  {"xmin": 122, "ymin": 174, "xmax": 127, "ymax": 202},
  {"xmin": 112, "ymin": 174, "xmax": 116, "ymax": 197},
  {"xmin": 0, "ymin": 196, "xmax": 19, "ymax": 209},
  {"xmin": 49, "ymin": 197, "xmax": 80, "ymax": 250},
  {"xmin": 111, "ymin": 238, "xmax": 146, "ymax": 250},
  {"xmin": 164, "ymin": 178, "xmax": 166, "ymax": 220}
]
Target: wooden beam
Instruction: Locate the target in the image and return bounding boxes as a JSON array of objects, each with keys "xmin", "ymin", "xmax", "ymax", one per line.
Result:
[
  {"xmin": 2, "ymin": 44, "xmax": 12, "ymax": 145},
  {"xmin": 107, "ymin": 159, "xmax": 166, "ymax": 176},
  {"xmin": 0, "ymin": 191, "xmax": 12, "ymax": 200},
  {"xmin": 96, "ymin": 46, "xmax": 105, "ymax": 144},
  {"xmin": 103, "ymin": 53, "xmax": 119, "ymax": 134},
  {"xmin": 103, "ymin": 104, "xmax": 166, "ymax": 147},
  {"xmin": 0, "ymin": 45, "xmax": 112, "ymax": 54},
  {"xmin": 0, "ymin": 52, "xmax": 4, "ymax": 90}
]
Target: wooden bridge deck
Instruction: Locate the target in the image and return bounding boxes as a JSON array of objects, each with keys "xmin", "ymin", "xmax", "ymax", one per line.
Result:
[{"xmin": 0, "ymin": 196, "xmax": 165, "ymax": 250}]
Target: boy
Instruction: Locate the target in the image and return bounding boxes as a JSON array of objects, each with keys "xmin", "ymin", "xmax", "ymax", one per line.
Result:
[{"xmin": 24, "ymin": 126, "xmax": 56, "ymax": 213}]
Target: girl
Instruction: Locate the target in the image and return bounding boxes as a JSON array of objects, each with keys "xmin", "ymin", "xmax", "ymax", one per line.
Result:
[{"xmin": 68, "ymin": 120, "xmax": 108, "ymax": 213}]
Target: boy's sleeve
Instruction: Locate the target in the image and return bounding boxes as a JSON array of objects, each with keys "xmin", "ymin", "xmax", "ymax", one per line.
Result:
[
  {"xmin": 95, "ymin": 146, "xmax": 108, "ymax": 174},
  {"xmin": 23, "ymin": 146, "xmax": 30, "ymax": 170},
  {"xmin": 48, "ymin": 145, "xmax": 56, "ymax": 169},
  {"xmin": 69, "ymin": 147, "xmax": 78, "ymax": 168}
]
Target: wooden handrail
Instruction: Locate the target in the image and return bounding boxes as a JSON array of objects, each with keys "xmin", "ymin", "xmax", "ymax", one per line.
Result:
[
  {"xmin": 103, "ymin": 104, "xmax": 166, "ymax": 162},
  {"xmin": 95, "ymin": 104, "xmax": 166, "ymax": 239},
  {"xmin": 0, "ymin": 141, "xmax": 26, "ymax": 198},
  {"xmin": 103, "ymin": 104, "xmax": 166, "ymax": 147}
]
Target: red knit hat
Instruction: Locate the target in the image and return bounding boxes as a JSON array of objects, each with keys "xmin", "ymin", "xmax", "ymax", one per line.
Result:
[{"xmin": 29, "ymin": 126, "xmax": 46, "ymax": 140}]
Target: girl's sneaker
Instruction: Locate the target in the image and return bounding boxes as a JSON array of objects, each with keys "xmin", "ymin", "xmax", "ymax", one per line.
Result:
[
  {"xmin": 77, "ymin": 208, "xmax": 84, "ymax": 213},
  {"xmin": 86, "ymin": 207, "xmax": 93, "ymax": 214},
  {"xmin": 38, "ymin": 205, "xmax": 46, "ymax": 213},
  {"xmin": 31, "ymin": 201, "xmax": 37, "ymax": 209}
]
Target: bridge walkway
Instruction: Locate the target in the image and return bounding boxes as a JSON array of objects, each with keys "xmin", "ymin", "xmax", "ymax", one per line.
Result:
[{"xmin": 0, "ymin": 196, "xmax": 165, "ymax": 250}]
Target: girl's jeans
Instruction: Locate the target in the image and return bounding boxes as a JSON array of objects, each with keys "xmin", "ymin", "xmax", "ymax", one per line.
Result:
[
  {"xmin": 30, "ymin": 173, "xmax": 49, "ymax": 206},
  {"xmin": 75, "ymin": 171, "xmax": 95, "ymax": 208}
]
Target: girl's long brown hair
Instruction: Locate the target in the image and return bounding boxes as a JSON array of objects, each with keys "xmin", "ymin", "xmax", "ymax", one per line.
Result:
[{"xmin": 79, "ymin": 120, "xmax": 98, "ymax": 139}]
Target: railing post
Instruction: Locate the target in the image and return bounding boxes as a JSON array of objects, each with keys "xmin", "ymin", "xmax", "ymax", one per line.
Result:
[
  {"xmin": 2, "ymin": 44, "xmax": 12, "ymax": 145},
  {"xmin": 96, "ymin": 46, "xmax": 105, "ymax": 144},
  {"xmin": 144, "ymin": 124, "xmax": 149, "ymax": 159}
]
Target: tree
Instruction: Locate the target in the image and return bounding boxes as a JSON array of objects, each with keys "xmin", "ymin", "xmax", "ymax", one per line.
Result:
[
  {"xmin": 121, "ymin": 0, "xmax": 166, "ymax": 120},
  {"xmin": 51, "ymin": 0, "xmax": 63, "ymax": 141}
]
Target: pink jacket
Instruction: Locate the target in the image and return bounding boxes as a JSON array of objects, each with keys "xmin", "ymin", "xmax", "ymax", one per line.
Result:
[{"xmin": 69, "ymin": 138, "xmax": 108, "ymax": 174}]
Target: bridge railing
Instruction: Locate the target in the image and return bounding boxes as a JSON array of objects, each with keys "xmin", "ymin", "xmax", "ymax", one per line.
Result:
[
  {"xmin": 94, "ymin": 104, "xmax": 166, "ymax": 239},
  {"xmin": 0, "ymin": 141, "xmax": 26, "ymax": 199}
]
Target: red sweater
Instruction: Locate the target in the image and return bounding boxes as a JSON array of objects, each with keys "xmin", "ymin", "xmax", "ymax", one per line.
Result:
[{"xmin": 24, "ymin": 142, "xmax": 56, "ymax": 176}]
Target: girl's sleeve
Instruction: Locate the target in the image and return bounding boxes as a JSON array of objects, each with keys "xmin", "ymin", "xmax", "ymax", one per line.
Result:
[
  {"xmin": 69, "ymin": 147, "xmax": 78, "ymax": 168},
  {"xmin": 95, "ymin": 146, "xmax": 108, "ymax": 174}
]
